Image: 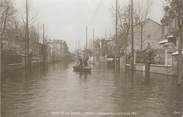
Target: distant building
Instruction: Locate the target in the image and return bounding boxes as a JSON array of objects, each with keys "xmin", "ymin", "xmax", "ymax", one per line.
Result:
[
  {"xmin": 127, "ymin": 18, "xmax": 165, "ymax": 64},
  {"xmin": 48, "ymin": 40, "xmax": 69, "ymax": 62},
  {"xmin": 134, "ymin": 18, "xmax": 162, "ymax": 50},
  {"xmin": 94, "ymin": 38, "xmax": 115, "ymax": 57},
  {"xmin": 1, "ymin": 27, "xmax": 45, "ymax": 65}
]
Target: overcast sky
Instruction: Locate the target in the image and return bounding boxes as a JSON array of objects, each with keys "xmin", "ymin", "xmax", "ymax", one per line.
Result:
[{"xmin": 14, "ymin": 0, "xmax": 164, "ymax": 51}]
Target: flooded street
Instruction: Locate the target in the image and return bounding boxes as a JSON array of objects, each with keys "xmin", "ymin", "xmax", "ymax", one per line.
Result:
[{"xmin": 2, "ymin": 63, "xmax": 183, "ymax": 117}]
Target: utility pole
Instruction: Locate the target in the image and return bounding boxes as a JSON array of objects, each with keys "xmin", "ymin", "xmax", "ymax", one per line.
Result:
[
  {"xmin": 0, "ymin": 6, "xmax": 3, "ymax": 78},
  {"xmin": 43, "ymin": 24, "xmax": 45, "ymax": 44},
  {"xmin": 115, "ymin": 0, "xmax": 118, "ymax": 71},
  {"xmin": 130, "ymin": 0, "xmax": 134, "ymax": 71},
  {"xmin": 0, "ymin": 4, "xmax": 3, "ymax": 79},
  {"xmin": 93, "ymin": 28, "xmax": 95, "ymax": 49},
  {"xmin": 93, "ymin": 28, "xmax": 95, "ymax": 63},
  {"xmin": 0, "ymin": 30, "xmax": 1, "ymax": 80},
  {"xmin": 78, "ymin": 40, "xmax": 80, "ymax": 50},
  {"xmin": 105, "ymin": 29, "xmax": 107, "ymax": 40},
  {"xmin": 25, "ymin": 0, "xmax": 30, "ymax": 73},
  {"xmin": 176, "ymin": 0, "xmax": 183, "ymax": 85},
  {"xmin": 77, "ymin": 40, "xmax": 79, "ymax": 50},
  {"xmin": 42, "ymin": 24, "xmax": 46, "ymax": 64},
  {"xmin": 86, "ymin": 26, "xmax": 88, "ymax": 49}
]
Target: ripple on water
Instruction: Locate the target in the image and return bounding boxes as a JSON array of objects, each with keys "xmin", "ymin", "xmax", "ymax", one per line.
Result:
[{"xmin": 2, "ymin": 63, "xmax": 183, "ymax": 117}]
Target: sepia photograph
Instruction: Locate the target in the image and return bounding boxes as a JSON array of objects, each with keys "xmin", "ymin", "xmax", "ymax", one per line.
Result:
[{"xmin": 0, "ymin": 0, "xmax": 183, "ymax": 117}]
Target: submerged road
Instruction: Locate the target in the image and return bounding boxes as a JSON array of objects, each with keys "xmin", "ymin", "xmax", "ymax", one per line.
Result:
[{"xmin": 2, "ymin": 63, "xmax": 183, "ymax": 117}]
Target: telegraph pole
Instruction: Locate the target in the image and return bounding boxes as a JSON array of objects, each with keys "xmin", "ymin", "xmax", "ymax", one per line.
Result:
[
  {"xmin": 25, "ymin": 0, "xmax": 30, "ymax": 73},
  {"xmin": 93, "ymin": 28, "xmax": 95, "ymax": 63},
  {"xmin": 176, "ymin": 0, "xmax": 183, "ymax": 85},
  {"xmin": 43, "ymin": 24, "xmax": 46, "ymax": 64},
  {"xmin": 115, "ymin": 0, "xmax": 118, "ymax": 71},
  {"xmin": 93, "ymin": 28, "xmax": 95, "ymax": 49},
  {"xmin": 130, "ymin": 0, "xmax": 134, "ymax": 71},
  {"xmin": 0, "ymin": 3, "xmax": 4, "ymax": 79},
  {"xmin": 43, "ymin": 24, "xmax": 45, "ymax": 44},
  {"xmin": 0, "ymin": 30, "xmax": 1, "ymax": 80},
  {"xmin": 86, "ymin": 26, "xmax": 88, "ymax": 49}
]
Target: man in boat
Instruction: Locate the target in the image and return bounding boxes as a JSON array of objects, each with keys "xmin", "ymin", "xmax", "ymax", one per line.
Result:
[
  {"xmin": 78, "ymin": 55, "xmax": 83, "ymax": 66},
  {"xmin": 83, "ymin": 55, "xmax": 89, "ymax": 66}
]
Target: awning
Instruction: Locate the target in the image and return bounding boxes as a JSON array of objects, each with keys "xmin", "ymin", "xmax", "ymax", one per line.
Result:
[
  {"xmin": 159, "ymin": 39, "xmax": 168, "ymax": 44},
  {"xmin": 167, "ymin": 34, "xmax": 176, "ymax": 39},
  {"xmin": 172, "ymin": 50, "xmax": 183, "ymax": 55}
]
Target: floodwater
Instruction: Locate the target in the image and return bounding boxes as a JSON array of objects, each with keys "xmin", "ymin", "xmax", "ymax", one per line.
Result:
[{"xmin": 2, "ymin": 63, "xmax": 183, "ymax": 117}]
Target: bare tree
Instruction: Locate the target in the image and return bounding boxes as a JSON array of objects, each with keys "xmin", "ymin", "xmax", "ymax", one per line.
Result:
[
  {"xmin": 0, "ymin": 0, "xmax": 16, "ymax": 32},
  {"xmin": 111, "ymin": 4, "xmax": 131, "ymax": 54},
  {"xmin": 117, "ymin": 5, "xmax": 131, "ymax": 52},
  {"xmin": 134, "ymin": 0, "xmax": 153, "ymax": 50},
  {"xmin": 111, "ymin": 0, "xmax": 152, "ymax": 52},
  {"xmin": 0, "ymin": 0, "xmax": 16, "ymax": 74}
]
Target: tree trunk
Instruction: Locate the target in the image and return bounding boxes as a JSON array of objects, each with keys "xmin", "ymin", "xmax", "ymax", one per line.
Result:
[
  {"xmin": 0, "ymin": 39, "xmax": 2, "ymax": 79},
  {"xmin": 176, "ymin": 0, "xmax": 183, "ymax": 85},
  {"xmin": 145, "ymin": 63, "xmax": 150, "ymax": 79},
  {"xmin": 177, "ymin": 54, "xmax": 183, "ymax": 85},
  {"xmin": 140, "ymin": 24, "xmax": 143, "ymax": 50}
]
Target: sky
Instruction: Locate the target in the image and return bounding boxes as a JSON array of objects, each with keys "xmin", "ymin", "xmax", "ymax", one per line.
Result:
[{"xmin": 14, "ymin": 0, "xmax": 164, "ymax": 51}]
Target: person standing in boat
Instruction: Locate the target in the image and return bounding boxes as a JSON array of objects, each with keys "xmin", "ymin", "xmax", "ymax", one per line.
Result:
[
  {"xmin": 83, "ymin": 54, "xmax": 89, "ymax": 66},
  {"xmin": 78, "ymin": 55, "xmax": 83, "ymax": 66}
]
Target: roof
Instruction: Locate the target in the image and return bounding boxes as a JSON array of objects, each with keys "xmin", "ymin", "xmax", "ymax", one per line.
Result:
[
  {"xmin": 146, "ymin": 18, "xmax": 161, "ymax": 26},
  {"xmin": 167, "ymin": 34, "xmax": 176, "ymax": 39},
  {"xmin": 134, "ymin": 18, "xmax": 161, "ymax": 27},
  {"xmin": 159, "ymin": 39, "xmax": 168, "ymax": 44},
  {"xmin": 172, "ymin": 51, "xmax": 183, "ymax": 55}
]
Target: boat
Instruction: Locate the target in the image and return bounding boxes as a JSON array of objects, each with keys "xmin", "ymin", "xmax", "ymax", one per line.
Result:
[
  {"xmin": 73, "ymin": 65, "xmax": 82, "ymax": 71},
  {"xmin": 82, "ymin": 66, "xmax": 91, "ymax": 72},
  {"xmin": 73, "ymin": 65, "xmax": 91, "ymax": 73}
]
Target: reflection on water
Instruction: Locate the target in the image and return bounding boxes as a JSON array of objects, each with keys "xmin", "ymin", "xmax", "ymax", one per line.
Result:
[
  {"xmin": 78, "ymin": 72, "xmax": 91, "ymax": 79},
  {"xmin": 2, "ymin": 63, "xmax": 183, "ymax": 117}
]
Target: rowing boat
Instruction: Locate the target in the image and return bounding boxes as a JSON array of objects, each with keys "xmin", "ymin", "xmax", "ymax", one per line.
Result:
[{"xmin": 73, "ymin": 65, "xmax": 91, "ymax": 72}]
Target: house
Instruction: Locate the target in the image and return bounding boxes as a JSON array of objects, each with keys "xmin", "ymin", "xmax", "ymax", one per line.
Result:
[
  {"xmin": 48, "ymin": 40, "xmax": 69, "ymax": 62},
  {"xmin": 160, "ymin": 7, "xmax": 183, "ymax": 74},
  {"xmin": 127, "ymin": 18, "xmax": 165, "ymax": 65}
]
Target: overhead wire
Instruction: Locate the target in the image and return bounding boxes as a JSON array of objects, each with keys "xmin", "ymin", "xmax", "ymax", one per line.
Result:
[{"xmin": 88, "ymin": 0, "xmax": 104, "ymax": 27}]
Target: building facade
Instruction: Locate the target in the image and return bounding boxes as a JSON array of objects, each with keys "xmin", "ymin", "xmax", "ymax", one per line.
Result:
[
  {"xmin": 161, "ymin": 5, "xmax": 183, "ymax": 73},
  {"xmin": 127, "ymin": 18, "xmax": 165, "ymax": 64},
  {"xmin": 48, "ymin": 40, "xmax": 68, "ymax": 62}
]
